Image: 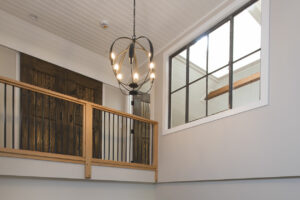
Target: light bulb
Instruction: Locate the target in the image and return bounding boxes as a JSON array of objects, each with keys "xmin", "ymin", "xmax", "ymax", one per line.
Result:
[
  {"xmin": 113, "ymin": 64, "xmax": 119, "ymax": 71},
  {"xmin": 111, "ymin": 52, "xmax": 116, "ymax": 60},
  {"xmin": 133, "ymin": 72, "xmax": 139, "ymax": 81},
  {"xmin": 150, "ymin": 73, "xmax": 155, "ymax": 79},
  {"xmin": 149, "ymin": 62, "xmax": 155, "ymax": 69},
  {"xmin": 116, "ymin": 73, "xmax": 123, "ymax": 80}
]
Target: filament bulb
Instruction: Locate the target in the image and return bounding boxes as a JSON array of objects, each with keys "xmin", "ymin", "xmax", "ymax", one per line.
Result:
[
  {"xmin": 111, "ymin": 52, "xmax": 116, "ymax": 60},
  {"xmin": 116, "ymin": 73, "xmax": 123, "ymax": 80},
  {"xmin": 133, "ymin": 72, "xmax": 139, "ymax": 81},
  {"xmin": 113, "ymin": 64, "xmax": 119, "ymax": 71},
  {"xmin": 150, "ymin": 73, "xmax": 155, "ymax": 79},
  {"xmin": 149, "ymin": 62, "xmax": 155, "ymax": 69}
]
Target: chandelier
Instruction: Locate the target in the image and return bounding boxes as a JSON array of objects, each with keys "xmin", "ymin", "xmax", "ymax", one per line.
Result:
[{"xmin": 109, "ymin": 0, "xmax": 155, "ymax": 96}]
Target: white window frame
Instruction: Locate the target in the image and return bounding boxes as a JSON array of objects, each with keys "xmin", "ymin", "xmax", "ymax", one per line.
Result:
[{"xmin": 162, "ymin": 0, "xmax": 270, "ymax": 135}]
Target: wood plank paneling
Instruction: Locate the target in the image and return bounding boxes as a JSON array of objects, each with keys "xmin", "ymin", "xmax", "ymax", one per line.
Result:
[
  {"xmin": 20, "ymin": 53, "xmax": 102, "ymax": 156},
  {"xmin": 133, "ymin": 94, "xmax": 151, "ymax": 164}
]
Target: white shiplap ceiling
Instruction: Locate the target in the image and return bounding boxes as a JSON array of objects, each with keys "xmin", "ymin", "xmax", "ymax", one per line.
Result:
[{"xmin": 0, "ymin": 0, "xmax": 226, "ymax": 58}]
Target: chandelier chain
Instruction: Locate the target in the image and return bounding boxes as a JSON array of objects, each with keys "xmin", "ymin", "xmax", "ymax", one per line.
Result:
[{"xmin": 133, "ymin": 0, "xmax": 136, "ymax": 38}]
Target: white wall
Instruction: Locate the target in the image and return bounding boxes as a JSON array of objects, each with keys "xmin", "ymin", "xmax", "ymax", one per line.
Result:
[
  {"xmin": 0, "ymin": 176, "xmax": 155, "ymax": 200},
  {"xmin": 154, "ymin": 0, "xmax": 300, "ymax": 198},
  {"xmin": 0, "ymin": 46, "xmax": 19, "ymax": 149},
  {"xmin": 103, "ymin": 84, "xmax": 128, "ymax": 112},
  {"xmin": 0, "ymin": 45, "xmax": 17, "ymax": 79},
  {"xmin": 156, "ymin": 178, "xmax": 300, "ymax": 200},
  {"xmin": 0, "ymin": 9, "xmax": 117, "ymax": 87}
]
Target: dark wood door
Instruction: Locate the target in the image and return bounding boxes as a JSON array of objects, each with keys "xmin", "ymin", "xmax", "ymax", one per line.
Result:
[
  {"xmin": 132, "ymin": 93, "xmax": 151, "ymax": 164},
  {"xmin": 20, "ymin": 53, "xmax": 102, "ymax": 156}
]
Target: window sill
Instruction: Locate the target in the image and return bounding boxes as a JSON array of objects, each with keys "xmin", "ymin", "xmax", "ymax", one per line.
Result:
[{"xmin": 163, "ymin": 100, "xmax": 268, "ymax": 135}]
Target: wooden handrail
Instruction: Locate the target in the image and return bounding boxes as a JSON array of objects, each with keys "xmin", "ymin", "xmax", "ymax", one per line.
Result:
[
  {"xmin": 0, "ymin": 75, "xmax": 158, "ymax": 181},
  {"xmin": 206, "ymin": 72, "xmax": 260, "ymax": 100},
  {"xmin": 0, "ymin": 75, "xmax": 157, "ymax": 124}
]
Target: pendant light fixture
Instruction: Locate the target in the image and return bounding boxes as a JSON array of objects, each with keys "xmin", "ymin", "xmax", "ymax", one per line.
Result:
[{"xmin": 109, "ymin": 0, "xmax": 155, "ymax": 96}]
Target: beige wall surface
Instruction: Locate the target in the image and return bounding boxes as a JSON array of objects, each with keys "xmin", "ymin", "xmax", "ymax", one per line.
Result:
[
  {"xmin": 0, "ymin": 45, "xmax": 17, "ymax": 79},
  {"xmin": 155, "ymin": 0, "xmax": 300, "ymax": 183},
  {"xmin": 0, "ymin": 176, "xmax": 155, "ymax": 200},
  {"xmin": 156, "ymin": 177, "xmax": 300, "ymax": 200}
]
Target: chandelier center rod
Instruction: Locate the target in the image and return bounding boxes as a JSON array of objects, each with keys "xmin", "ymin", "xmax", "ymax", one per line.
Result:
[{"xmin": 133, "ymin": 0, "xmax": 136, "ymax": 38}]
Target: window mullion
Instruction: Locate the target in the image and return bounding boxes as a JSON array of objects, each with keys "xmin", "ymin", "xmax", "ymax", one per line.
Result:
[
  {"xmin": 205, "ymin": 35, "xmax": 209, "ymax": 117},
  {"xmin": 185, "ymin": 48, "xmax": 190, "ymax": 123},
  {"xmin": 168, "ymin": 57, "xmax": 172, "ymax": 128},
  {"xmin": 229, "ymin": 16, "xmax": 234, "ymax": 109}
]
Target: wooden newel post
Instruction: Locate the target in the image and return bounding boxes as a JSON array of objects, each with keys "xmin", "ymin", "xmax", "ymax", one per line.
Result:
[{"xmin": 84, "ymin": 104, "xmax": 93, "ymax": 178}]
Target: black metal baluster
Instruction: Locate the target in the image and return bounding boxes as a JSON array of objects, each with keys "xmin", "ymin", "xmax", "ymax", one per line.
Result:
[
  {"xmin": 136, "ymin": 120, "xmax": 138, "ymax": 163},
  {"xmin": 144, "ymin": 122, "xmax": 146, "ymax": 164},
  {"xmin": 59, "ymin": 100, "xmax": 64, "ymax": 154},
  {"xmin": 108, "ymin": 112, "xmax": 111, "ymax": 160},
  {"xmin": 12, "ymin": 86, "xmax": 15, "ymax": 149},
  {"xmin": 66, "ymin": 104, "xmax": 70, "ymax": 155},
  {"xmin": 147, "ymin": 123, "xmax": 150, "ymax": 165},
  {"xmin": 117, "ymin": 115, "xmax": 119, "ymax": 161},
  {"xmin": 151, "ymin": 124, "xmax": 154, "ymax": 165},
  {"xmin": 98, "ymin": 110, "xmax": 102, "ymax": 159},
  {"xmin": 27, "ymin": 90, "xmax": 30, "ymax": 150},
  {"xmin": 48, "ymin": 96, "xmax": 51, "ymax": 152},
  {"xmin": 113, "ymin": 114, "xmax": 115, "ymax": 160},
  {"xmin": 103, "ymin": 111, "xmax": 106, "ymax": 159},
  {"xmin": 4, "ymin": 84, "xmax": 7, "ymax": 148},
  {"xmin": 78, "ymin": 109, "xmax": 81, "ymax": 156},
  {"xmin": 54, "ymin": 99, "xmax": 57, "ymax": 153},
  {"xmin": 20, "ymin": 88, "xmax": 23, "ymax": 149},
  {"xmin": 136, "ymin": 120, "xmax": 139, "ymax": 163},
  {"xmin": 133, "ymin": 119, "xmax": 136, "ymax": 163},
  {"xmin": 125, "ymin": 117, "xmax": 128, "ymax": 162},
  {"xmin": 121, "ymin": 116, "xmax": 124, "ymax": 162},
  {"xmin": 139, "ymin": 121, "xmax": 142, "ymax": 164},
  {"xmin": 92, "ymin": 109, "xmax": 96, "ymax": 158},
  {"xmin": 73, "ymin": 104, "xmax": 76, "ymax": 155},
  {"xmin": 34, "ymin": 92, "xmax": 37, "ymax": 151},
  {"xmin": 42, "ymin": 94, "xmax": 45, "ymax": 151},
  {"xmin": 129, "ymin": 118, "xmax": 132, "ymax": 162}
]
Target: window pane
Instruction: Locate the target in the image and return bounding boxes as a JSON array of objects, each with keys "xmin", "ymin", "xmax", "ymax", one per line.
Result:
[
  {"xmin": 189, "ymin": 36, "xmax": 207, "ymax": 82},
  {"xmin": 233, "ymin": 0, "xmax": 261, "ymax": 60},
  {"xmin": 208, "ymin": 21, "xmax": 230, "ymax": 73},
  {"xmin": 233, "ymin": 52, "xmax": 261, "ymax": 108},
  {"xmin": 208, "ymin": 67, "xmax": 229, "ymax": 115},
  {"xmin": 171, "ymin": 50, "xmax": 187, "ymax": 92},
  {"xmin": 170, "ymin": 88, "xmax": 186, "ymax": 128},
  {"xmin": 189, "ymin": 78, "xmax": 206, "ymax": 122}
]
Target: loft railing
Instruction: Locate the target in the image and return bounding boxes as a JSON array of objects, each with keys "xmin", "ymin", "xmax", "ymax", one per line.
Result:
[{"xmin": 0, "ymin": 76, "xmax": 158, "ymax": 179}]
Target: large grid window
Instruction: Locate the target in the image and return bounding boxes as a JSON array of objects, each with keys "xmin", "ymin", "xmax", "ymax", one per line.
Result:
[{"xmin": 169, "ymin": 0, "xmax": 261, "ymax": 128}]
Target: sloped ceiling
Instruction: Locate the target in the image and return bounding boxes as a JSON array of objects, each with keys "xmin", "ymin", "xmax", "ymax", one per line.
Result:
[{"xmin": 0, "ymin": 0, "xmax": 226, "ymax": 58}]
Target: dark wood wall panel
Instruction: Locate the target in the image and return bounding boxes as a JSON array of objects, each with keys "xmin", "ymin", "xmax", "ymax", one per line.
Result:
[
  {"xmin": 133, "ymin": 94, "xmax": 150, "ymax": 164},
  {"xmin": 20, "ymin": 53, "xmax": 102, "ymax": 156}
]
